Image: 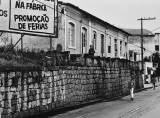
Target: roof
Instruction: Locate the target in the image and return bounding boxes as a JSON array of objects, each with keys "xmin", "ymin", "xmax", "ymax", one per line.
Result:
[
  {"xmin": 122, "ymin": 29, "xmax": 154, "ymax": 37},
  {"xmin": 58, "ymin": 1, "xmax": 131, "ymax": 36}
]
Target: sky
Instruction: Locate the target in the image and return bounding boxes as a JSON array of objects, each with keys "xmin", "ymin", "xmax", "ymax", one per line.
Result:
[{"xmin": 61, "ymin": 0, "xmax": 160, "ymax": 33}]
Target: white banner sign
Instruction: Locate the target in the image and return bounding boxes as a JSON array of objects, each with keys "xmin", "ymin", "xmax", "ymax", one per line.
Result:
[
  {"xmin": 0, "ymin": 0, "xmax": 9, "ymax": 32},
  {"xmin": 0, "ymin": 0, "xmax": 58, "ymax": 37}
]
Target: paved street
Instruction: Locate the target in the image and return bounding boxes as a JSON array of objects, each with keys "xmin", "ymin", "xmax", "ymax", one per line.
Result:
[{"xmin": 47, "ymin": 82, "xmax": 160, "ymax": 118}]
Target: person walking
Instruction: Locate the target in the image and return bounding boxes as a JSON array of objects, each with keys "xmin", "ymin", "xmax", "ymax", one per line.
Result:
[
  {"xmin": 129, "ymin": 79, "xmax": 135, "ymax": 100},
  {"xmin": 151, "ymin": 70, "xmax": 156, "ymax": 90}
]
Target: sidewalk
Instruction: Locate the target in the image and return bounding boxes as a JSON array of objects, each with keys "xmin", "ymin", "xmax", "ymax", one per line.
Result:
[{"xmin": 143, "ymin": 81, "xmax": 160, "ymax": 89}]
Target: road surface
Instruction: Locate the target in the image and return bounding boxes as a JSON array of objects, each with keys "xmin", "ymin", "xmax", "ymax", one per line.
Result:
[{"xmin": 48, "ymin": 86, "xmax": 160, "ymax": 118}]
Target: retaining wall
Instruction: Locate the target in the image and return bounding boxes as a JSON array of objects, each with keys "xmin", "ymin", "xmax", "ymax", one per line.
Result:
[{"xmin": 0, "ymin": 56, "xmax": 143, "ymax": 118}]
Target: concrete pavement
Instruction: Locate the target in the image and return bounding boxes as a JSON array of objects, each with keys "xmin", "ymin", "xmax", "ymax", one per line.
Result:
[{"xmin": 143, "ymin": 81, "xmax": 160, "ymax": 89}]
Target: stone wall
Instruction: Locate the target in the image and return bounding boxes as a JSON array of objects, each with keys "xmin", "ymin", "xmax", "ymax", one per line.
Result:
[{"xmin": 0, "ymin": 55, "xmax": 143, "ymax": 118}]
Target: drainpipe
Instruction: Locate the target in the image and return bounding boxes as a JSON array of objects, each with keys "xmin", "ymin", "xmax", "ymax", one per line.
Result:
[
  {"xmin": 89, "ymin": 21, "xmax": 92, "ymax": 46},
  {"xmin": 64, "ymin": 7, "xmax": 67, "ymax": 51}
]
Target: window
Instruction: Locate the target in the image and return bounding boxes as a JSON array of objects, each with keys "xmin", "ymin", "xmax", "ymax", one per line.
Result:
[
  {"xmin": 134, "ymin": 53, "xmax": 137, "ymax": 61},
  {"xmin": 68, "ymin": 22, "xmax": 76, "ymax": 48},
  {"xmin": 108, "ymin": 36, "xmax": 111, "ymax": 53},
  {"xmin": 81, "ymin": 27, "xmax": 87, "ymax": 53},
  {"xmin": 125, "ymin": 42, "xmax": 127, "ymax": 58},
  {"xmin": 120, "ymin": 41, "xmax": 122, "ymax": 56},
  {"xmin": 155, "ymin": 45, "xmax": 159, "ymax": 51},
  {"xmin": 92, "ymin": 31, "xmax": 97, "ymax": 50},
  {"xmin": 101, "ymin": 34, "xmax": 104, "ymax": 56},
  {"xmin": 114, "ymin": 39, "xmax": 117, "ymax": 57}
]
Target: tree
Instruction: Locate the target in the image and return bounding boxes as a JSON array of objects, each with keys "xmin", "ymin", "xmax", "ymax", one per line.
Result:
[
  {"xmin": 144, "ymin": 56, "xmax": 150, "ymax": 62},
  {"xmin": 152, "ymin": 52, "xmax": 160, "ymax": 76}
]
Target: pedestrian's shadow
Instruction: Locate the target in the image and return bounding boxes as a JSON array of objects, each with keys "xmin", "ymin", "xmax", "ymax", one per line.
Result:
[{"xmin": 118, "ymin": 97, "xmax": 134, "ymax": 102}]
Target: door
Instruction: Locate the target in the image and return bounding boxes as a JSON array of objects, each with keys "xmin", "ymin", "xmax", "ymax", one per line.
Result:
[{"xmin": 101, "ymin": 34, "xmax": 104, "ymax": 57}]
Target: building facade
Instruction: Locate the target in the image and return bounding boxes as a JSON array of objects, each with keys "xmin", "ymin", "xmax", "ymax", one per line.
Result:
[
  {"xmin": 61, "ymin": 2, "xmax": 130, "ymax": 59},
  {"xmin": 123, "ymin": 29, "xmax": 155, "ymax": 62},
  {"xmin": 0, "ymin": 2, "xmax": 131, "ymax": 59}
]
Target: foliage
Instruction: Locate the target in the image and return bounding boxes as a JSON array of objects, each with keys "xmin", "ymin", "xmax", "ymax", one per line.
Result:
[
  {"xmin": 152, "ymin": 52, "xmax": 160, "ymax": 62},
  {"xmin": 150, "ymin": 52, "xmax": 160, "ymax": 76},
  {"xmin": 0, "ymin": 44, "xmax": 45, "ymax": 67},
  {"xmin": 144, "ymin": 56, "xmax": 150, "ymax": 62}
]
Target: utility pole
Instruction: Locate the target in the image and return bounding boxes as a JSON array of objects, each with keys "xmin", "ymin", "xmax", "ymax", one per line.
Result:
[{"xmin": 137, "ymin": 17, "xmax": 155, "ymax": 84}]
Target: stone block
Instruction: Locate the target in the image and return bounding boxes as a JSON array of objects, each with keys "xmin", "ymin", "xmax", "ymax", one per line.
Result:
[
  {"xmin": 33, "ymin": 71, "xmax": 38, "ymax": 77},
  {"xmin": 29, "ymin": 108, "xmax": 35, "ymax": 115},
  {"xmin": 11, "ymin": 105, "xmax": 17, "ymax": 113},
  {"xmin": 34, "ymin": 107, "xmax": 40, "ymax": 114},
  {"xmin": 37, "ymin": 100, "xmax": 40, "ymax": 106},
  {"xmin": 13, "ymin": 112, "xmax": 19, "ymax": 118},
  {"xmin": 28, "ymin": 102, "xmax": 32, "ymax": 109},
  {"xmin": 22, "ymin": 103, "xmax": 27, "ymax": 110},
  {"xmin": 32, "ymin": 101, "xmax": 37, "ymax": 108}
]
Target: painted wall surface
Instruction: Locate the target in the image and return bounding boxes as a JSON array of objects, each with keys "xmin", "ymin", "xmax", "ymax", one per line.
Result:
[
  {"xmin": 0, "ymin": 33, "xmax": 11, "ymax": 46},
  {"xmin": 128, "ymin": 36, "xmax": 155, "ymax": 61},
  {"xmin": 106, "ymin": 29, "xmax": 128, "ymax": 59},
  {"xmin": 144, "ymin": 62, "xmax": 153, "ymax": 75},
  {"xmin": 65, "ymin": 6, "xmax": 88, "ymax": 54},
  {"xmin": 64, "ymin": 5, "xmax": 129, "ymax": 59},
  {"xmin": 89, "ymin": 20, "xmax": 106, "ymax": 57}
]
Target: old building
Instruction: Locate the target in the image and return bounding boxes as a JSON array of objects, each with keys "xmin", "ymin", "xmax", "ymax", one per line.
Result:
[
  {"xmin": 0, "ymin": 1, "xmax": 131, "ymax": 59},
  {"xmin": 59, "ymin": 2, "xmax": 131, "ymax": 59},
  {"xmin": 123, "ymin": 29, "xmax": 156, "ymax": 83},
  {"xmin": 123, "ymin": 29, "xmax": 155, "ymax": 62}
]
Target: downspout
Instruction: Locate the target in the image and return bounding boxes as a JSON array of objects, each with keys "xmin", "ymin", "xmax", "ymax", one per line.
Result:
[
  {"xmin": 89, "ymin": 21, "xmax": 92, "ymax": 46},
  {"xmin": 127, "ymin": 36, "xmax": 129, "ymax": 60},
  {"xmin": 105, "ymin": 28, "xmax": 108, "ymax": 57},
  {"xmin": 64, "ymin": 7, "xmax": 67, "ymax": 51}
]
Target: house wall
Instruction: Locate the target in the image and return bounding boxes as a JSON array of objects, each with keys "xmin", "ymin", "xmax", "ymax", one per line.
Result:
[
  {"xmin": 90, "ymin": 20, "xmax": 106, "ymax": 57},
  {"xmin": 0, "ymin": 33, "xmax": 11, "ymax": 46},
  {"xmin": 64, "ymin": 5, "xmax": 129, "ymax": 59},
  {"xmin": 64, "ymin": 6, "xmax": 89, "ymax": 54},
  {"xmin": 106, "ymin": 29, "xmax": 128, "ymax": 59},
  {"xmin": 128, "ymin": 36, "xmax": 155, "ymax": 61}
]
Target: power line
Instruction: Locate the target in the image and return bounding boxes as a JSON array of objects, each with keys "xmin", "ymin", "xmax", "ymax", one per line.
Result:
[
  {"xmin": 128, "ymin": 41, "xmax": 154, "ymax": 54},
  {"xmin": 151, "ymin": 26, "xmax": 160, "ymax": 33}
]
